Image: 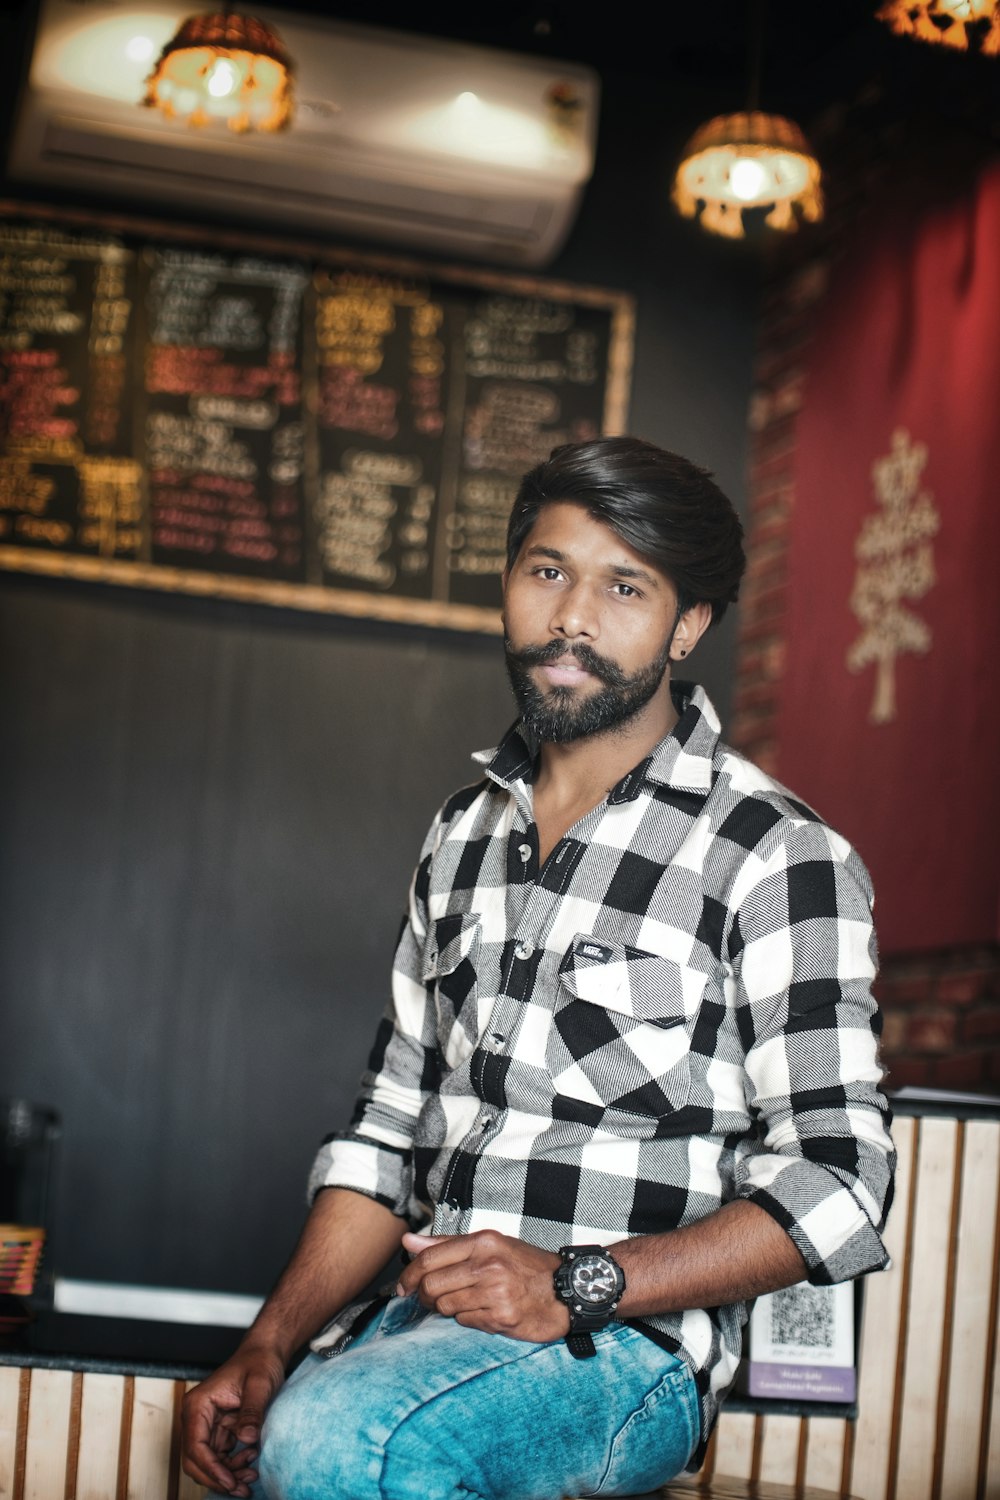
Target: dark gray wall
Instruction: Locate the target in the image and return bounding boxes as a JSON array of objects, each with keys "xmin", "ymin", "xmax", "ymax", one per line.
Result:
[{"xmin": 0, "ymin": 36, "xmax": 756, "ymax": 1293}]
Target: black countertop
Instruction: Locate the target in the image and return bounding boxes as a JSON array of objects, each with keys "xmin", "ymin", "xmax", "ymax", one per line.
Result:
[{"xmin": 0, "ymin": 1304, "xmax": 242, "ymax": 1379}]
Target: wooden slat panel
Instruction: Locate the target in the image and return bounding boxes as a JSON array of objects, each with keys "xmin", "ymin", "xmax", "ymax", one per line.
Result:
[
  {"xmin": 893, "ymin": 1116, "xmax": 958, "ymax": 1500},
  {"xmin": 757, "ymin": 1413, "xmax": 801, "ymax": 1487},
  {"xmin": 709, "ymin": 1410, "xmax": 756, "ymax": 1482},
  {"xmin": 802, "ymin": 1414, "xmax": 848, "ymax": 1493},
  {"xmin": 985, "ymin": 1205, "xmax": 1000, "ymax": 1500},
  {"xmin": 0, "ymin": 1374, "xmax": 23, "ymax": 1500},
  {"xmin": 0, "ymin": 1365, "xmax": 24, "ymax": 1499},
  {"xmin": 175, "ymin": 1466, "xmax": 207, "ymax": 1500},
  {"xmin": 74, "ymin": 1373, "xmax": 125, "ymax": 1500},
  {"xmin": 850, "ymin": 1113, "xmax": 915, "ymax": 1500},
  {"xmin": 126, "ymin": 1378, "xmax": 174, "ymax": 1500},
  {"xmin": 939, "ymin": 1120, "xmax": 1000, "ymax": 1500},
  {"xmin": 22, "ymin": 1367, "xmax": 73, "ymax": 1500}
]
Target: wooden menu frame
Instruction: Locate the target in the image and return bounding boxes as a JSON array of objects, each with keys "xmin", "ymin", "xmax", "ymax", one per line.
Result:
[{"xmin": 0, "ymin": 200, "xmax": 635, "ymax": 635}]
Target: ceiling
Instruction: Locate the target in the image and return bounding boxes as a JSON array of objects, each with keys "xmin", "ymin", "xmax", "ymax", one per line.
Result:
[
  {"xmin": 3, "ymin": 0, "xmax": 999, "ymax": 140},
  {"xmin": 0, "ymin": 0, "xmax": 996, "ymax": 190},
  {"xmin": 251, "ymin": 0, "xmax": 999, "ymax": 136}
]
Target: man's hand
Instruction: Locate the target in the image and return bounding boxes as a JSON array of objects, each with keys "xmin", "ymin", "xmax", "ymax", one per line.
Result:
[
  {"xmin": 398, "ymin": 1229, "xmax": 569, "ymax": 1343},
  {"xmin": 181, "ymin": 1343, "xmax": 285, "ymax": 1497}
]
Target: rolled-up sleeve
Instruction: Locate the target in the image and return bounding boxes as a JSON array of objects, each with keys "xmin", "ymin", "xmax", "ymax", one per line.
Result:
[
  {"xmin": 307, "ymin": 814, "xmax": 442, "ymax": 1224},
  {"xmin": 732, "ymin": 818, "xmax": 896, "ymax": 1283}
]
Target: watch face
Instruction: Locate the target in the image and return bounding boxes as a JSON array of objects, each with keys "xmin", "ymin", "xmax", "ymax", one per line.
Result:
[{"xmin": 570, "ymin": 1254, "xmax": 618, "ymax": 1304}]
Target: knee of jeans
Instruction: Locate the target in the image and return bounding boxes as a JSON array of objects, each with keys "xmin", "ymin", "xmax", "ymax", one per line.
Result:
[
  {"xmin": 380, "ymin": 1411, "xmax": 471, "ymax": 1500},
  {"xmin": 256, "ymin": 1387, "xmax": 372, "ymax": 1500}
]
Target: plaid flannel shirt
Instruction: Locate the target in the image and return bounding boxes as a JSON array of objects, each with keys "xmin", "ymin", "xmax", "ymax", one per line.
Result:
[{"xmin": 309, "ymin": 683, "xmax": 895, "ymax": 1457}]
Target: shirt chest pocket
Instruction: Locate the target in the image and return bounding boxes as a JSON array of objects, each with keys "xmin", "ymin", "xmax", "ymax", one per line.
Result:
[
  {"xmin": 422, "ymin": 913, "xmax": 482, "ymax": 1068},
  {"xmin": 548, "ymin": 937, "xmax": 706, "ymax": 1120}
]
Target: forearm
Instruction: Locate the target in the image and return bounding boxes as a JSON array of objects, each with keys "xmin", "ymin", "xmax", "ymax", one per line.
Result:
[
  {"xmin": 610, "ymin": 1199, "xmax": 808, "ymax": 1318},
  {"xmin": 239, "ymin": 1187, "xmax": 408, "ymax": 1364}
]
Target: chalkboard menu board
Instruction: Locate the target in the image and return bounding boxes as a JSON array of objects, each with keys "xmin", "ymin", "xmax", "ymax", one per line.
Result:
[{"xmin": 0, "ymin": 205, "xmax": 633, "ymax": 633}]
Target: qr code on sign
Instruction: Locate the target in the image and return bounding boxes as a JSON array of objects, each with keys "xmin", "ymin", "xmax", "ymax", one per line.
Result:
[{"xmin": 770, "ymin": 1284, "xmax": 835, "ymax": 1349}]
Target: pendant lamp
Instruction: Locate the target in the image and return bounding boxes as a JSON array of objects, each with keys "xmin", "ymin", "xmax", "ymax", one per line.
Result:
[
  {"xmin": 877, "ymin": 0, "xmax": 1000, "ymax": 54},
  {"xmin": 672, "ymin": 4, "xmax": 823, "ymax": 239},
  {"xmin": 144, "ymin": 12, "xmax": 294, "ymax": 133}
]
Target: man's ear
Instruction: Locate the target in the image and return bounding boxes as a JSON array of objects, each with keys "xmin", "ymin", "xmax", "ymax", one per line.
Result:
[{"xmin": 670, "ymin": 601, "xmax": 713, "ymax": 661}]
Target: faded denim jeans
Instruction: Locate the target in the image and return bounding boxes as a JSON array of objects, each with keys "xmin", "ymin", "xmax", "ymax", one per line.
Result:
[{"xmin": 251, "ymin": 1293, "xmax": 700, "ymax": 1500}]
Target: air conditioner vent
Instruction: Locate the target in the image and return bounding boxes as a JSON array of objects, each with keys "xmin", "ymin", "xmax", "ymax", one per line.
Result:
[{"xmin": 8, "ymin": 0, "xmax": 599, "ymax": 268}]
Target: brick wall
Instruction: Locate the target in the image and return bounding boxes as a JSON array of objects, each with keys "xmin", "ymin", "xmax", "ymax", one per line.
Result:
[{"xmin": 730, "ymin": 100, "xmax": 1000, "ymax": 1094}]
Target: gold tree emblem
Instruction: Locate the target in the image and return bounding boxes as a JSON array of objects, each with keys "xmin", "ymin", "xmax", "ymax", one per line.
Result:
[{"xmin": 846, "ymin": 429, "xmax": 940, "ymax": 724}]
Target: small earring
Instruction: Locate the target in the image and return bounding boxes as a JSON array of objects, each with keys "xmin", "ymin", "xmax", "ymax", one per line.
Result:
[{"xmin": 679, "ymin": 648, "xmax": 687, "ymax": 658}]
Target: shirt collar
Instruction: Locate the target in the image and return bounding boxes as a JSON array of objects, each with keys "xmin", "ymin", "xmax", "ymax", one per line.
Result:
[{"xmin": 473, "ymin": 681, "xmax": 721, "ymax": 802}]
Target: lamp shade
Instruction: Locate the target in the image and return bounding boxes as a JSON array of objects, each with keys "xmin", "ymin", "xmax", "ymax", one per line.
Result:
[
  {"xmin": 672, "ymin": 111, "xmax": 823, "ymax": 239},
  {"xmin": 877, "ymin": 0, "xmax": 1000, "ymax": 54},
  {"xmin": 144, "ymin": 13, "xmax": 294, "ymax": 132}
]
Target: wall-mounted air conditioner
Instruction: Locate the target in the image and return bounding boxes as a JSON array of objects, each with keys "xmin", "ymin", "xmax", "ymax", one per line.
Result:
[{"xmin": 7, "ymin": 0, "xmax": 600, "ymax": 268}]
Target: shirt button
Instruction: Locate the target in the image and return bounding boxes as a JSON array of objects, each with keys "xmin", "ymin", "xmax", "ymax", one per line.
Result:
[
  {"xmin": 518, "ymin": 844, "xmax": 531, "ymax": 862},
  {"xmin": 487, "ymin": 1033, "xmax": 504, "ymax": 1052},
  {"xmin": 478, "ymin": 1116, "xmax": 491, "ymax": 1130},
  {"xmin": 515, "ymin": 942, "xmax": 534, "ymax": 961}
]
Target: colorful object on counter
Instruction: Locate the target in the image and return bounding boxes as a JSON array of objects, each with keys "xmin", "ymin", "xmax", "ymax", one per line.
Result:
[
  {"xmin": 1, "ymin": 1099, "xmax": 60, "ymax": 1324},
  {"xmin": 672, "ymin": 110, "xmax": 823, "ymax": 239},
  {"xmin": 0, "ymin": 1224, "xmax": 46, "ymax": 1299},
  {"xmin": 144, "ymin": 12, "xmax": 295, "ymax": 132}
]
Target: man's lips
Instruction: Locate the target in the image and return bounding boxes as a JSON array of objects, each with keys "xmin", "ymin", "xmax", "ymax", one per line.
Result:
[{"xmin": 538, "ymin": 658, "xmax": 594, "ymax": 686}]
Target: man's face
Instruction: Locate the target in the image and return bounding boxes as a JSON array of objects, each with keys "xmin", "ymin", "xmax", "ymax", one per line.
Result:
[{"xmin": 502, "ymin": 502, "xmax": 683, "ymax": 745}]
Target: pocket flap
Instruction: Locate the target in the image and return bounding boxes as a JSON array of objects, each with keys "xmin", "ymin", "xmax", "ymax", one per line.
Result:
[
  {"xmin": 560, "ymin": 935, "xmax": 705, "ymax": 1023},
  {"xmin": 422, "ymin": 912, "xmax": 481, "ymax": 982}
]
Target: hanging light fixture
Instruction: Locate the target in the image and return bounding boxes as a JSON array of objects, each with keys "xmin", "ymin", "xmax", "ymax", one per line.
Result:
[
  {"xmin": 876, "ymin": 0, "xmax": 1000, "ymax": 54},
  {"xmin": 673, "ymin": 111, "xmax": 822, "ymax": 239},
  {"xmin": 143, "ymin": 12, "xmax": 295, "ymax": 133},
  {"xmin": 672, "ymin": 2, "xmax": 823, "ymax": 240}
]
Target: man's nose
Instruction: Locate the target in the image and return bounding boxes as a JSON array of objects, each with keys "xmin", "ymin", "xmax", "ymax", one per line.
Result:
[{"xmin": 549, "ymin": 582, "xmax": 598, "ymax": 640}]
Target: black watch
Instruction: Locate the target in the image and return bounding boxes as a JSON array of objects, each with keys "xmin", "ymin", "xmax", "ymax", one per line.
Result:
[{"xmin": 553, "ymin": 1244, "xmax": 626, "ymax": 1359}]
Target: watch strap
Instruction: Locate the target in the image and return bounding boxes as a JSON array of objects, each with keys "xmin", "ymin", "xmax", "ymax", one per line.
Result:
[{"xmin": 553, "ymin": 1244, "xmax": 625, "ymax": 1355}]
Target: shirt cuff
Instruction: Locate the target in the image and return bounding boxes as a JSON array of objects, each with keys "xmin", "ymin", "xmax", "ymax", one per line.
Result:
[
  {"xmin": 740, "ymin": 1156, "xmax": 891, "ymax": 1284},
  {"xmin": 307, "ymin": 1133, "xmax": 415, "ymax": 1223}
]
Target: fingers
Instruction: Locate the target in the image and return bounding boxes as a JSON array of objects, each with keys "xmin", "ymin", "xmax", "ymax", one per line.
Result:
[
  {"xmin": 182, "ymin": 1429, "xmax": 259, "ymax": 1495},
  {"xmin": 181, "ymin": 1442, "xmax": 240, "ymax": 1494},
  {"xmin": 401, "ymin": 1231, "xmax": 445, "ymax": 1252},
  {"xmin": 225, "ymin": 1451, "xmax": 260, "ymax": 1499},
  {"xmin": 180, "ymin": 1358, "xmax": 279, "ymax": 1495},
  {"xmin": 397, "ymin": 1231, "xmax": 476, "ymax": 1296},
  {"xmin": 182, "ymin": 1397, "xmax": 244, "ymax": 1494},
  {"xmin": 414, "ymin": 1260, "xmax": 482, "ymax": 1310},
  {"xmin": 235, "ymin": 1372, "xmax": 275, "ymax": 1446},
  {"xmin": 398, "ymin": 1230, "xmax": 515, "ymax": 1317}
]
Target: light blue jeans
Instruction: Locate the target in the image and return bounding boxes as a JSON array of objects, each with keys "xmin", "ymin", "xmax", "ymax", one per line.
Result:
[{"xmin": 253, "ymin": 1293, "xmax": 700, "ymax": 1500}]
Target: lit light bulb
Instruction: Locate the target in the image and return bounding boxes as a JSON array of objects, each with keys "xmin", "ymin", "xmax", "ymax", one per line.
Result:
[
  {"xmin": 937, "ymin": 0, "xmax": 986, "ymax": 15},
  {"xmin": 730, "ymin": 156, "xmax": 767, "ymax": 202},
  {"xmin": 206, "ymin": 57, "xmax": 240, "ymax": 99},
  {"xmin": 126, "ymin": 34, "xmax": 156, "ymax": 63}
]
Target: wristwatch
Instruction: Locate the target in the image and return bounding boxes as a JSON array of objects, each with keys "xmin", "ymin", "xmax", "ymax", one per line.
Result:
[{"xmin": 553, "ymin": 1244, "xmax": 626, "ymax": 1359}]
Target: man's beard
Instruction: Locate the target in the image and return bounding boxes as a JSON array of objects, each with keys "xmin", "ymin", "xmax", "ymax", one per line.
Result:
[{"xmin": 504, "ymin": 637, "xmax": 672, "ymax": 745}]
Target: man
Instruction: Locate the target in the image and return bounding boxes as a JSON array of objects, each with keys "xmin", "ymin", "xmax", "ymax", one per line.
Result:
[{"xmin": 182, "ymin": 436, "xmax": 895, "ymax": 1500}]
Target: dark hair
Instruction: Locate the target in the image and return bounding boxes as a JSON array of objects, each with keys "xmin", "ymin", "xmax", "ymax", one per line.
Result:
[{"xmin": 506, "ymin": 436, "xmax": 746, "ymax": 624}]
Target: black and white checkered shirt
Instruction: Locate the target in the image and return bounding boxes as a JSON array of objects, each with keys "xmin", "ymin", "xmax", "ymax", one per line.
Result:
[{"xmin": 309, "ymin": 683, "xmax": 895, "ymax": 1455}]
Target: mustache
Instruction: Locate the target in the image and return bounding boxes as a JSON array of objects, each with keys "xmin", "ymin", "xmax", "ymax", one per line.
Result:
[{"xmin": 504, "ymin": 638, "xmax": 629, "ymax": 689}]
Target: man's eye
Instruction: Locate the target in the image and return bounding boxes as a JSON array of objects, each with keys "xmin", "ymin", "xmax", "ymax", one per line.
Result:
[
  {"xmin": 537, "ymin": 567, "xmax": 563, "ymax": 580},
  {"xmin": 613, "ymin": 583, "xmax": 639, "ymax": 598}
]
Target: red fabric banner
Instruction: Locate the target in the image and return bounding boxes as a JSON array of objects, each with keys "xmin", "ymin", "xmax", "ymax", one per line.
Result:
[{"xmin": 775, "ymin": 161, "xmax": 1000, "ymax": 953}]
